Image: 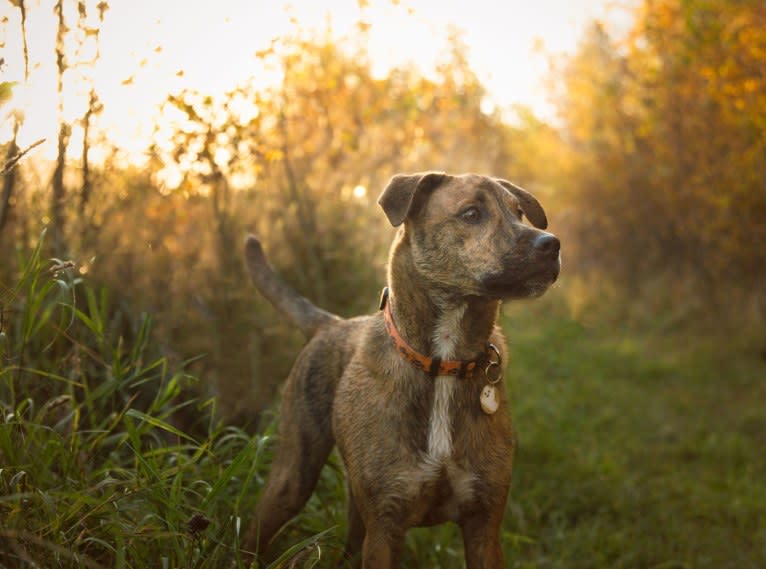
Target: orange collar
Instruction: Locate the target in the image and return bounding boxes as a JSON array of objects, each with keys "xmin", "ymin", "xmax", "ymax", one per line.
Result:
[{"xmin": 380, "ymin": 287, "xmax": 481, "ymax": 379}]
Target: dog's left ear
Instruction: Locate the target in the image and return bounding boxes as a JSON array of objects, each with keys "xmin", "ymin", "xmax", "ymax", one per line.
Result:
[
  {"xmin": 378, "ymin": 172, "xmax": 447, "ymax": 227},
  {"xmin": 494, "ymin": 179, "xmax": 548, "ymax": 230}
]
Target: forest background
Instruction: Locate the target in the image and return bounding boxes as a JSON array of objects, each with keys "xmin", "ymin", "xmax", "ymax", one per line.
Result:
[{"xmin": 0, "ymin": 0, "xmax": 764, "ymax": 567}]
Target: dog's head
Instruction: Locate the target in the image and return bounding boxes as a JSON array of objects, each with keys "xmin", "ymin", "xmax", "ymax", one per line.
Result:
[{"xmin": 378, "ymin": 172, "xmax": 560, "ymax": 300}]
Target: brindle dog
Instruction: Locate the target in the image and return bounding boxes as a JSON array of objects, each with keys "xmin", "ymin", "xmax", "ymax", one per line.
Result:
[{"xmin": 243, "ymin": 172, "xmax": 560, "ymax": 568}]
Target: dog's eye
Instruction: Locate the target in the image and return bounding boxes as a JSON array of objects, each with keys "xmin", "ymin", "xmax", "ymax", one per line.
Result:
[{"xmin": 459, "ymin": 206, "xmax": 482, "ymax": 224}]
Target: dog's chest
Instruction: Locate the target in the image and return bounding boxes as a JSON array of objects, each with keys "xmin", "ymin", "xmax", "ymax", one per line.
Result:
[
  {"xmin": 420, "ymin": 305, "xmax": 497, "ymax": 519},
  {"xmin": 427, "ymin": 305, "xmax": 466, "ymax": 461},
  {"xmin": 413, "ymin": 458, "xmax": 478, "ymax": 523}
]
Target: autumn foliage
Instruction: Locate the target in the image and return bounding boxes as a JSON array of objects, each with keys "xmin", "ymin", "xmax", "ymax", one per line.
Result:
[
  {"xmin": 1, "ymin": 1, "xmax": 766, "ymax": 567},
  {"xmin": 2, "ymin": 1, "xmax": 765, "ymax": 423},
  {"xmin": 554, "ymin": 0, "xmax": 766, "ymax": 321}
]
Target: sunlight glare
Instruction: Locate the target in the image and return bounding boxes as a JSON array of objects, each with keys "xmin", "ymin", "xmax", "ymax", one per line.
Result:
[
  {"xmin": 353, "ymin": 184, "xmax": 367, "ymax": 199},
  {"xmin": 2, "ymin": 0, "xmax": 627, "ymax": 165}
]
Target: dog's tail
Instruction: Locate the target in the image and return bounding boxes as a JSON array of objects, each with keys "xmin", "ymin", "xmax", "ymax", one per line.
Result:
[{"xmin": 244, "ymin": 234, "xmax": 340, "ymax": 338}]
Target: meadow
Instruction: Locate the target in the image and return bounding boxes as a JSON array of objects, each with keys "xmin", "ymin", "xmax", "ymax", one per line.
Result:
[
  {"xmin": 1, "ymin": 238, "xmax": 763, "ymax": 568},
  {"xmin": 2, "ymin": 1, "xmax": 765, "ymax": 566}
]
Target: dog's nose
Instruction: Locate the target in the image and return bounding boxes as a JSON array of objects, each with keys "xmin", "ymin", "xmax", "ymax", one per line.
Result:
[{"xmin": 533, "ymin": 233, "xmax": 560, "ymax": 256}]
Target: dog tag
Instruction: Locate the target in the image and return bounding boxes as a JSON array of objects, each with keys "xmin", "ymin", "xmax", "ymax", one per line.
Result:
[
  {"xmin": 480, "ymin": 384, "xmax": 499, "ymax": 415},
  {"xmin": 481, "ymin": 344, "xmax": 502, "ymax": 415}
]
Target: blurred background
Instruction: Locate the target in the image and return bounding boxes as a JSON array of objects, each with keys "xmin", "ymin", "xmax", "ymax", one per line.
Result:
[{"xmin": 0, "ymin": 0, "xmax": 764, "ymax": 567}]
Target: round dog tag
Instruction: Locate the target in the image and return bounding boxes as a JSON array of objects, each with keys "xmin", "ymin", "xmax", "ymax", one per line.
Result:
[{"xmin": 480, "ymin": 384, "xmax": 499, "ymax": 415}]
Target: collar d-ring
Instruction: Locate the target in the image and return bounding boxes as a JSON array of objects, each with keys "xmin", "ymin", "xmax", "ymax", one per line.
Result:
[{"xmin": 485, "ymin": 343, "xmax": 502, "ymax": 384}]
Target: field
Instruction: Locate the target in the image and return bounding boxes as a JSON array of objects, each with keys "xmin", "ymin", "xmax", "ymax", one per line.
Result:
[
  {"xmin": 3, "ymin": 0, "xmax": 766, "ymax": 566},
  {"xmin": 497, "ymin": 294, "xmax": 766, "ymax": 569},
  {"xmin": 1, "ymin": 248, "xmax": 764, "ymax": 568}
]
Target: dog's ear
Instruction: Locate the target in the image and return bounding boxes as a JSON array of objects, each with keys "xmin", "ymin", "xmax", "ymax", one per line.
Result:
[
  {"xmin": 378, "ymin": 172, "xmax": 447, "ymax": 227},
  {"xmin": 494, "ymin": 179, "xmax": 548, "ymax": 230}
]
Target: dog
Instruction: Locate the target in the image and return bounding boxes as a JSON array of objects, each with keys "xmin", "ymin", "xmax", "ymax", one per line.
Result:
[{"xmin": 243, "ymin": 172, "xmax": 560, "ymax": 568}]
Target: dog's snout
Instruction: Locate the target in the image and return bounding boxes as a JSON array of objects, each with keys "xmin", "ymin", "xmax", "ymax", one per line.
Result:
[{"xmin": 533, "ymin": 233, "xmax": 560, "ymax": 256}]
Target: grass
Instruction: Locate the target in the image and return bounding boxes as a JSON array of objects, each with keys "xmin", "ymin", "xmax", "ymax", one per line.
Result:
[
  {"xmin": 0, "ymin": 238, "xmax": 273, "ymax": 568},
  {"xmin": 501, "ymin": 290, "xmax": 766, "ymax": 569},
  {"xmin": 1, "ymin": 243, "xmax": 764, "ymax": 568}
]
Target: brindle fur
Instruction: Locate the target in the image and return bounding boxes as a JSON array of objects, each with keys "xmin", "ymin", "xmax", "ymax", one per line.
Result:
[{"xmin": 243, "ymin": 173, "xmax": 561, "ymax": 568}]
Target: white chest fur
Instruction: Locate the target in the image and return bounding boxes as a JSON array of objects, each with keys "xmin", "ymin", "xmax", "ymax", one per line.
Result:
[{"xmin": 427, "ymin": 304, "xmax": 466, "ymax": 460}]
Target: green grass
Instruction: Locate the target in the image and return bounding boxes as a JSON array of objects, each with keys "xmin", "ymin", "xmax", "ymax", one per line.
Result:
[
  {"xmin": 1, "ymin": 243, "xmax": 764, "ymax": 568},
  {"xmin": 0, "ymin": 238, "xmax": 274, "ymax": 568},
  {"xmin": 501, "ymin": 291, "xmax": 766, "ymax": 569}
]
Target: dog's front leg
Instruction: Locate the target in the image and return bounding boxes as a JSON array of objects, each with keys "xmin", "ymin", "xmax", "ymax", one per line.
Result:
[
  {"xmin": 341, "ymin": 486, "xmax": 365, "ymax": 567},
  {"xmin": 361, "ymin": 523, "xmax": 404, "ymax": 569},
  {"xmin": 460, "ymin": 514, "xmax": 505, "ymax": 569}
]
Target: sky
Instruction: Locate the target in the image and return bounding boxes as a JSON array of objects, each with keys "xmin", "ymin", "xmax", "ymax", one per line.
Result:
[{"xmin": 0, "ymin": 0, "xmax": 633, "ymax": 163}]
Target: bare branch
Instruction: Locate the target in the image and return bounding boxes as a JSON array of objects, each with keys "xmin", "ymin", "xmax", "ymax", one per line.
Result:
[{"xmin": 0, "ymin": 138, "xmax": 45, "ymax": 177}]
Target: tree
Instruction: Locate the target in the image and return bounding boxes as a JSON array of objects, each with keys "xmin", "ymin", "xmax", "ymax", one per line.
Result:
[
  {"xmin": 48, "ymin": 0, "xmax": 108, "ymax": 255},
  {"xmin": 0, "ymin": 120, "xmax": 20, "ymax": 241},
  {"xmin": 552, "ymin": 0, "xmax": 766, "ymax": 323},
  {"xmin": 50, "ymin": 0, "xmax": 69, "ymax": 255}
]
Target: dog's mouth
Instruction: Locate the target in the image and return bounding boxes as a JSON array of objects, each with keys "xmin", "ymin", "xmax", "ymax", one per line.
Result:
[{"xmin": 480, "ymin": 258, "xmax": 561, "ymax": 300}]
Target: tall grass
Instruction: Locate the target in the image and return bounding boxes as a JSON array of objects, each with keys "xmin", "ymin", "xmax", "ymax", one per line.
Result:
[
  {"xmin": 0, "ymin": 237, "xmax": 339, "ymax": 568},
  {"xmin": 2, "ymin": 239, "xmax": 764, "ymax": 568}
]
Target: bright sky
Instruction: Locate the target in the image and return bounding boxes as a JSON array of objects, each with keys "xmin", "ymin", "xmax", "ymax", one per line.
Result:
[{"xmin": 1, "ymin": 0, "xmax": 631, "ymax": 163}]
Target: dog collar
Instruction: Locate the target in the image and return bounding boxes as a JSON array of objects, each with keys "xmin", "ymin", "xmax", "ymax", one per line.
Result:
[{"xmin": 379, "ymin": 287, "xmax": 483, "ymax": 380}]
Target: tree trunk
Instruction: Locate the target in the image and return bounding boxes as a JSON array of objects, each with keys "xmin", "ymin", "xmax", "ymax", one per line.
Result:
[
  {"xmin": 0, "ymin": 136, "xmax": 19, "ymax": 245},
  {"xmin": 50, "ymin": 0, "xmax": 68, "ymax": 256},
  {"xmin": 50, "ymin": 122, "xmax": 69, "ymax": 256},
  {"xmin": 80, "ymin": 90, "xmax": 96, "ymax": 215}
]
